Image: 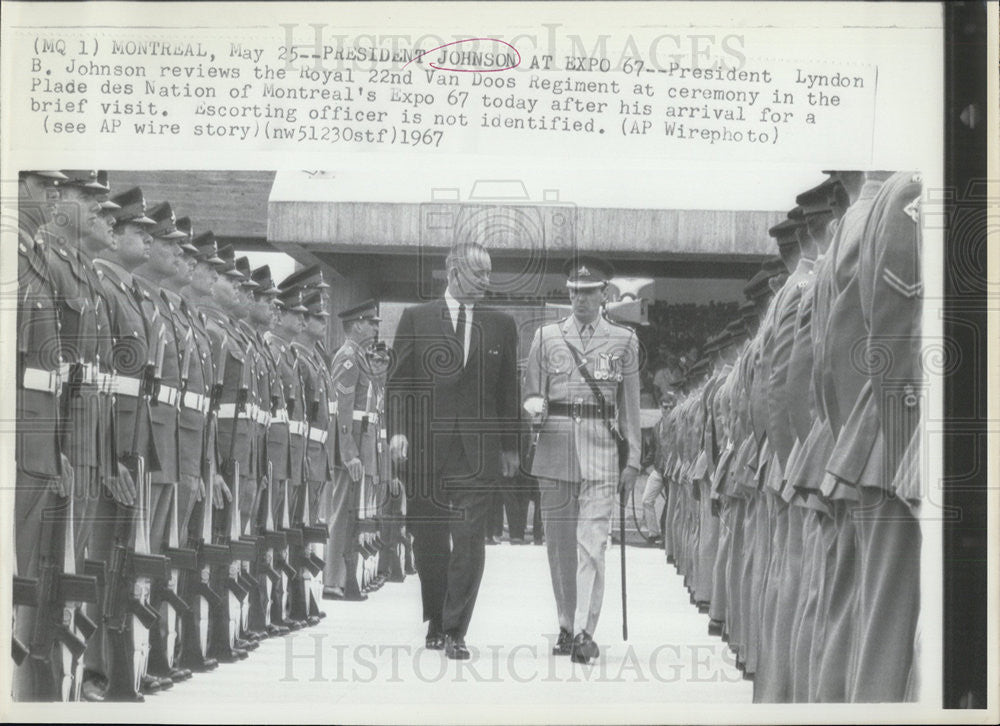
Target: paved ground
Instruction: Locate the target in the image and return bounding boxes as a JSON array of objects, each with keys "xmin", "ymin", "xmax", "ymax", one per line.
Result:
[{"xmin": 145, "ymin": 542, "xmax": 751, "ymax": 722}]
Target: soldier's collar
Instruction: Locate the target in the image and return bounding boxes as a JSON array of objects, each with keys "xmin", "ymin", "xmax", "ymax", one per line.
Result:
[{"xmin": 93, "ymin": 257, "xmax": 133, "ymax": 286}]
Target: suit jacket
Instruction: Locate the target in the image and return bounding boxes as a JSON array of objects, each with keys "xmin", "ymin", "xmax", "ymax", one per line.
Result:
[
  {"xmin": 523, "ymin": 314, "xmax": 640, "ymax": 482},
  {"xmin": 388, "ymin": 299, "xmax": 520, "ymax": 506}
]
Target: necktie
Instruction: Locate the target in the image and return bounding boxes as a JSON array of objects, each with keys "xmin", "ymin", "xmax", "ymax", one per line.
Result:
[
  {"xmin": 456, "ymin": 303, "xmax": 467, "ymax": 363},
  {"xmin": 581, "ymin": 323, "xmax": 593, "ymax": 345}
]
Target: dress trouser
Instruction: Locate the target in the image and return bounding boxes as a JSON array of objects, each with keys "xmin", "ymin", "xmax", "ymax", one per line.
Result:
[
  {"xmin": 848, "ymin": 487, "xmax": 920, "ymax": 702},
  {"xmin": 696, "ymin": 478, "xmax": 719, "ymax": 606},
  {"xmin": 323, "ymin": 467, "xmax": 355, "ymax": 589},
  {"xmin": 642, "ymin": 469, "xmax": 665, "ymax": 538},
  {"xmin": 410, "ymin": 482, "xmax": 492, "ymax": 638},
  {"xmin": 814, "ymin": 500, "xmax": 857, "ymax": 701},
  {"xmin": 709, "ymin": 497, "xmax": 732, "ymax": 624},
  {"xmin": 539, "ymin": 477, "xmax": 617, "ymax": 638}
]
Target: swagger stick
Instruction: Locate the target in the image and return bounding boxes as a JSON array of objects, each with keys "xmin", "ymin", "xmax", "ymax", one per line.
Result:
[{"xmin": 620, "ymin": 487, "xmax": 628, "ymax": 641}]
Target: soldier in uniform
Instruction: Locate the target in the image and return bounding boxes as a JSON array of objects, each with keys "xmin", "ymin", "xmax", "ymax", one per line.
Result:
[
  {"xmin": 184, "ymin": 235, "xmax": 260, "ymax": 659},
  {"xmin": 126, "ymin": 191, "xmax": 206, "ymax": 688},
  {"xmin": 325, "ymin": 299, "xmax": 385, "ymax": 602},
  {"xmin": 266, "ymin": 278, "xmax": 314, "ymax": 627},
  {"xmin": 285, "ymin": 269, "xmax": 333, "ymax": 619},
  {"xmin": 842, "ymin": 172, "xmax": 923, "ymax": 701},
  {"xmin": 34, "ymin": 171, "xmax": 123, "ymax": 701},
  {"xmin": 523, "ymin": 256, "xmax": 640, "ymax": 664},
  {"xmin": 86, "ymin": 185, "xmax": 165, "ymax": 700},
  {"xmin": 159, "ymin": 215, "xmax": 226, "ymax": 671},
  {"xmin": 13, "ymin": 171, "xmax": 92, "ymax": 701},
  {"xmin": 247, "ymin": 265, "xmax": 296, "ymax": 637}
]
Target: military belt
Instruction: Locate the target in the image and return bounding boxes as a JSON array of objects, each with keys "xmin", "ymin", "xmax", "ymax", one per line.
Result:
[
  {"xmin": 288, "ymin": 420, "xmax": 308, "ymax": 437},
  {"xmin": 253, "ymin": 408, "xmax": 271, "ymax": 426},
  {"xmin": 308, "ymin": 427, "xmax": 328, "ymax": 444},
  {"xmin": 182, "ymin": 391, "xmax": 209, "ymax": 414},
  {"xmin": 271, "ymin": 408, "xmax": 289, "ymax": 424},
  {"xmin": 217, "ymin": 403, "xmax": 250, "ymax": 420},
  {"xmin": 157, "ymin": 384, "xmax": 179, "ymax": 407},
  {"xmin": 328, "ymin": 401, "xmax": 338, "ymax": 416},
  {"xmin": 114, "ymin": 375, "xmax": 143, "ymax": 398},
  {"xmin": 352, "ymin": 410, "xmax": 378, "ymax": 425},
  {"xmin": 548, "ymin": 401, "xmax": 615, "ymax": 420},
  {"xmin": 21, "ymin": 367, "xmax": 61, "ymax": 394}
]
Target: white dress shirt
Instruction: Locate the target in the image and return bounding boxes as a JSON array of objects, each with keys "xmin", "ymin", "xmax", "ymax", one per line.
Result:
[{"xmin": 444, "ymin": 289, "xmax": 473, "ymax": 365}]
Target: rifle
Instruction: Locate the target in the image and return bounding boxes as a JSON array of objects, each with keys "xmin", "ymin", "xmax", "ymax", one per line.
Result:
[
  {"xmin": 101, "ymin": 352, "xmax": 170, "ymax": 701},
  {"xmin": 179, "ymin": 330, "xmax": 225, "ymax": 672},
  {"xmin": 209, "ymin": 349, "xmax": 252, "ymax": 662},
  {"xmin": 152, "ymin": 316, "xmax": 196, "ymax": 678},
  {"xmin": 246, "ymin": 459, "xmax": 284, "ymax": 635},
  {"xmin": 14, "ymin": 498, "xmax": 99, "ymax": 701}
]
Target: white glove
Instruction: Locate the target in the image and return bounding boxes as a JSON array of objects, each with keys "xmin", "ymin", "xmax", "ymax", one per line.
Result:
[{"xmin": 523, "ymin": 395, "xmax": 547, "ymax": 417}]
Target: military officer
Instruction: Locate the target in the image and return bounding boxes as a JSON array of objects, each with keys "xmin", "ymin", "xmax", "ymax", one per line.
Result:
[
  {"xmin": 325, "ymin": 299, "xmax": 386, "ymax": 601},
  {"xmin": 523, "ymin": 256, "xmax": 640, "ymax": 664}
]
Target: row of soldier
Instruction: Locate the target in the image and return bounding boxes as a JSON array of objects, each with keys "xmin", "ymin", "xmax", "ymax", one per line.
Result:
[
  {"xmin": 655, "ymin": 170, "xmax": 923, "ymax": 702},
  {"xmin": 13, "ymin": 170, "xmax": 408, "ymax": 702}
]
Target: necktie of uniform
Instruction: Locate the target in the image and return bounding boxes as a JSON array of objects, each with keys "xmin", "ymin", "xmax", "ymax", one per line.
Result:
[
  {"xmin": 456, "ymin": 303, "xmax": 467, "ymax": 363},
  {"xmin": 581, "ymin": 323, "xmax": 593, "ymax": 346}
]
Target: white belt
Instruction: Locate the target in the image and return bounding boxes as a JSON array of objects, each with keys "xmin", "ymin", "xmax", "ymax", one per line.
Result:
[
  {"xmin": 308, "ymin": 427, "xmax": 328, "ymax": 444},
  {"xmin": 21, "ymin": 367, "xmax": 60, "ymax": 394},
  {"xmin": 328, "ymin": 401, "xmax": 338, "ymax": 416},
  {"xmin": 288, "ymin": 420, "xmax": 308, "ymax": 437},
  {"xmin": 157, "ymin": 385, "xmax": 179, "ymax": 406},
  {"xmin": 352, "ymin": 410, "xmax": 378, "ymax": 424},
  {"xmin": 182, "ymin": 391, "xmax": 208, "ymax": 413},
  {"xmin": 271, "ymin": 409, "xmax": 289, "ymax": 424},
  {"xmin": 114, "ymin": 375, "xmax": 143, "ymax": 398},
  {"xmin": 380, "ymin": 428, "xmax": 387, "ymax": 439},
  {"xmin": 217, "ymin": 403, "xmax": 249, "ymax": 420},
  {"xmin": 255, "ymin": 408, "xmax": 271, "ymax": 426}
]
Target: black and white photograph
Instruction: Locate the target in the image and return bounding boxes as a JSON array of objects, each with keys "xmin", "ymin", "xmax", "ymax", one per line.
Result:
[{"xmin": 0, "ymin": 2, "xmax": 994, "ymax": 724}]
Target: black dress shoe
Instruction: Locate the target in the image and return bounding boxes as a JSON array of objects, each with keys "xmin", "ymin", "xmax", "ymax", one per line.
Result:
[
  {"xmin": 81, "ymin": 673, "xmax": 108, "ymax": 702},
  {"xmin": 444, "ymin": 633, "xmax": 470, "ymax": 660},
  {"xmin": 267, "ymin": 624, "xmax": 290, "ymax": 637},
  {"xmin": 552, "ymin": 627, "xmax": 573, "ymax": 656},
  {"xmin": 189, "ymin": 657, "xmax": 219, "ymax": 672},
  {"xmin": 140, "ymin": 674, "xmax": 163, "ymax": 694},
  {"xmin": 425, "ymin": 621, "xmax": 445, "ymax": 650},
  {"xmin": 707, "ymin": 619, "xmax": 724, "ymax": 636},
  {"xmin": 570, "ymin": 631, "xmax": 599, "ymax": 664}
]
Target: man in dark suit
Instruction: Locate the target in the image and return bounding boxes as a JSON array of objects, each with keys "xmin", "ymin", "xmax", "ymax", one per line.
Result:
[{"xmin": 387, "ymin": 241, "xmax": 520, "ymax": 660}]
